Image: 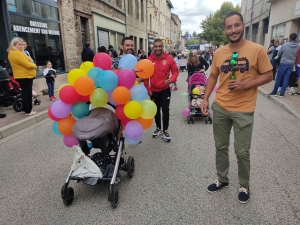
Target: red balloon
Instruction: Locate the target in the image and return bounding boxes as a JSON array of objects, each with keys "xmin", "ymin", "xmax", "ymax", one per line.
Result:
[
  {"xmin": 112, "ymin": 69, "xmax": 120, "ymax": 75},
  {"xmin": 79, "ymin": 95, "xmax": 90, "ymax": 103},
  {"xmin": 93, "ymin": 53, "xmax": 112, "ymax": 70},
  {"xmin": 48, "ymin": 107, "xmax": 60, "ymax": 121},
  {"xmin": 115, "ymin": 105, "xmax": 127, "ymax": 121},
  {"xmin": 121, "ymin": 117, "xmax": 131, "ymax": 126},
  {"xmin": 59, "ymin": 85, "xmax": 80, "ymax": 104}
]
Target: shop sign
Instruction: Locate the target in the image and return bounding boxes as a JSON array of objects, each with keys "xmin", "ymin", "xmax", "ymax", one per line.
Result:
[
  {"xmin": 161, "ymin": 39, "xmax": 166, "ymax": 43},
  {"xmin": 167, "ymin": 40, "xmax": 172, "ymax": 44},
  {"xmin": 12, "ymin": 20, "xmax": 60, "ymax": 36},
  {"xmin": 295, "ymin": 1, "xmax": 300, "ymax": 16}
]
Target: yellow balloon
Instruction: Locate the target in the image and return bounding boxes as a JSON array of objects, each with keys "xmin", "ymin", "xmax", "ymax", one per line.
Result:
[
  {"xmin": 80, "ymin": 61, "xmax": 94, "ymax": 74},
  {"xmin": 192, "ymin": 88, "xmax": 200, "ymax": 95},
  {"xmin": 67, "ymin": 69, "xmax": 86, "ymax": 85},
  {"xmin": 134, "ymin": 81, "xmax": 139, "ymax": 86},
  {"xmin": 140, "ymin": 100, "xmax": 157, "ymax": 119},
  {"xmin": 90, "ymin": 88, "xmax": 108, "ymax": 107},
  {"xmin": 124, "ymin": 101, "xmax": 142, "ymax": 119},
  {"xmin": 58, "ymin": 84, "xmax": 70, "ymax": 96}
]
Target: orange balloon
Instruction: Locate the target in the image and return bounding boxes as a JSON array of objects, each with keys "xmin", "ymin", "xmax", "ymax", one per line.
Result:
[
  {"xmin": 74, "ymin": 76, "xmax": 95, "ymax": 96},
  {"xmin": 136, "ymin": 117, "xmax": 153, "ymax": 130},
  {"xmin": 135, "ymin": 59, "xmax": 155, "ymax": 79},
  {"xmin": 112, "ymin": 86, "xmax": 131, "ymax": 105},
  {"xmin": 58, "ymin": 116, "xmax": 76, "ymax": 135}
]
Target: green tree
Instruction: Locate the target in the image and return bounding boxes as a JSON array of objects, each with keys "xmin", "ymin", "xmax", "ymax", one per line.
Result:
[
  {"xmin": 185, "ymin": 39, "xmax": 199, "ymax": 47},
  {"xmin": 199, "ymin": 1, "xmax": 241, "ymax": 46},
  {"xmin": 192, "ymin": 31, "xmax": 197, "ymax": 37}
]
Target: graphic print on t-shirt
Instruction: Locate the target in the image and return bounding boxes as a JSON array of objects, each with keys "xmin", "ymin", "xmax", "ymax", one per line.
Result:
[{"xmin": 220, "ymin": 56, "xmax": 249, "ymax": 74}]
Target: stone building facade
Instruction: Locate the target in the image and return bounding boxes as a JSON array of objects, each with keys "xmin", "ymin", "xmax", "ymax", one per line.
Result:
[
  {"xmin": 126, "ymin": 0, "xmax": 147, "ymax": 52},
  {"xmin": 171, "ymin": 13, "xmax": 182, "ymax": 51},
  {"xmin": 58, "ymin": 0, "xmax": 126, "ymax": 71}
]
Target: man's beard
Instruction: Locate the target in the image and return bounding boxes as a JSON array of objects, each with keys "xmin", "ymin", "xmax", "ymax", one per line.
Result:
[
  {"xmin": 227, "ymin": 30, "xmax": 244, "ymax": 44},
  {"xmin": 124, "ymin": 49, "xmax": 133, "ymax": 54},
  {"xmin": 154, "ymin": 50, "xmax": 162, "ymax": 56}
]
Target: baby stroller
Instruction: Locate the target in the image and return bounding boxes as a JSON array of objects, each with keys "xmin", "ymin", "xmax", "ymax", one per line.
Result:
[
  {"xmin": 10, "ymin": 76, "xmax": 41, "ymax": 112},
  {"xmin": 187, "ymin": 72, "xmax": 212, "ymax": 124},
  {"xmin": 61, "ymin": 106, "xmax": 135, "ymax": 209}
]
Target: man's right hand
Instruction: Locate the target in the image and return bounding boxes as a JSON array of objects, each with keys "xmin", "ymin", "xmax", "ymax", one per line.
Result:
[
  {"xmin": 148, "ymin": 91, "xmax": 152, "ymax": 97},
  {"xmin": 200, "ymin": 99, "xmax": 209, "ymax": 115}
]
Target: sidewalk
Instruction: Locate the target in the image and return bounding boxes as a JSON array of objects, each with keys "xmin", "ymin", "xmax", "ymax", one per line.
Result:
[
  {"xmin": 0, "ymin": 80, "xmax": 299, "ymax": 139},
  {"xmin": 0, "ymin": 93, "xmax": 54, "ymax": 139},
  {"xmin": 258, "ymin": 80, "xmax": 300, "ymax": 119}
]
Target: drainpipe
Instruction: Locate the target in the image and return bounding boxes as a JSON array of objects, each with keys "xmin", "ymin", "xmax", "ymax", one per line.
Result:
[
  {"xmin": 146, "ymin": 0, "xmax": 148, "ymax": 51},
  {"xmin": 249, "ymin": 0, "xmax": 255, "ymax": 41},
  {"xmin": 124, "ymin": 0, "xmax": 127, "ymax": 36}
]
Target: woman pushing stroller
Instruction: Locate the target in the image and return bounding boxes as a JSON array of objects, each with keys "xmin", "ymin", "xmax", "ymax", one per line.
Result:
[{"xmin": 187, "ymin": 51, "xmax": 210, "ymax": 81}]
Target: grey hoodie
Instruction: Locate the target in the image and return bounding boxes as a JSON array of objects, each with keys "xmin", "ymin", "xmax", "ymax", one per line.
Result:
[{"xmin": 277, "ymin": 40, "xmax": 299, "ymax": 65}]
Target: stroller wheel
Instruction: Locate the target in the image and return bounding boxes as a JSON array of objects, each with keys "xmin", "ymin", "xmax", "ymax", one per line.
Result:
[
  {"xmin": 62, "ymin": 187, "xmax": 74, "ymax": 206},
  {"xmin": 13, "ymin": 99, "xmax": 22, "ymax": 112},
  {"xmin": 209, "ymin": 116, "xmax": 213, "ymax": 124},
  {"xmin": 127, "ymin": 156, "xmax": 135, "ymax": 178},
  {"xmin": 109, "ymin": 184, "xmax": 119, "ymax": 209},
  {"xmin": 35, "ymin": 99, "xmax": 41, "ymax": 105},
  {"xmin": 205, "ymin": 116, "xmax": 208, "ymax": 124}
]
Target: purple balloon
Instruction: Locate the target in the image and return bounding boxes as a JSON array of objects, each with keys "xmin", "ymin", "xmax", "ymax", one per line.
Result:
[
  {"xmin": 182, "ymin": 108, "xmax": 190, "ymax": 117},
  {"xmin": 63, "ymin": 135, "xmax": 79, "ymax": 148},
  {"xmin": 51, "ymin": 100, "xmax": 72, "ymax": 118},
  {"xmin": 125, "ymin": 121, "xmax": 143, "ymax": 139},
  {"xmin": 107, "ymin": 90, "xmax": 117, "ymax": 106},
  {"xmin": 118, "ymin": 69, "xmax": 136, "ymax": 89}
]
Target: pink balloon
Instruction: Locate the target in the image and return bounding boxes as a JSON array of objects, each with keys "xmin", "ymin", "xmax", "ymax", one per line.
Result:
[
  {"xmin": 93, "ymin": 53, "xmax": 112, "ymax": 70},
  {"xmin": 63, "ymin": 135, "xmax": 79, "ymax": 148},
  {"xmin": 182, "ymin": 108, "xmax": 190, "ymax": 117},
  {"xmin": 112, "ymin": 69, "xmax": 120, "ymax": 75},
  {"xmin": 118, "ymin": 69, "xmax": 136, "ymax": 89}
]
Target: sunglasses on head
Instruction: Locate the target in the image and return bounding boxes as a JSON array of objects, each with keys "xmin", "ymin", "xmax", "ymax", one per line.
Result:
[{"xmin": 229, "ymin": 52, "xmax": 238, "ymax": 67}]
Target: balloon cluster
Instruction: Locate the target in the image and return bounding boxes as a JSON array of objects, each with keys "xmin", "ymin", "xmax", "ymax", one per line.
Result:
[{"xmin": 48, "ymin": 53, "xmax": 156, "ymax": 147}]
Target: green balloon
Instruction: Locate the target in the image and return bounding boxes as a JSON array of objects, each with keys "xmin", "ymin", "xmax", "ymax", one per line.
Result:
[
  {"xmin": 181, "ymin": 92, "xmax": 189, "ymax": 100},
  {"xmin": 90, "ymin": 88, "xmax": 108, "ymax": 107},
  {"xmin": 140, "ymin": 100, "xmax": 157, "ymax": 119}
]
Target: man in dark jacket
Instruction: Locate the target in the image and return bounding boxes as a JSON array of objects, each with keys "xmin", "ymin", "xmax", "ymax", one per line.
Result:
[
  {"xmin": 108, "ymin": 45, "xmax": 118, "ymax": 58},
  {"xmin": 81, "ymin": 42, "xmax": 95, "ymax": 62}
]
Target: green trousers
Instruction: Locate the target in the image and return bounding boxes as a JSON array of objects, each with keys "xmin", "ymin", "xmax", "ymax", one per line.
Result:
[{"xmin": 211, "ymin": 102, "xmax": 254, "ymax": 188}]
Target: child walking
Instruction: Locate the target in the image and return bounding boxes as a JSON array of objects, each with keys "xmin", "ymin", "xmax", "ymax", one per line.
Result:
[{"xmin": 43, "ymin": 61, "xmax": 57, "ymax": 101}]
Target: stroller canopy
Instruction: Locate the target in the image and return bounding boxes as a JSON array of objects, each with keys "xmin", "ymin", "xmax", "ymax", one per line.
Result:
[
  {"xmin": 189, "ymin": 72, "xmax": 207, "ymax": 86},
  {"xmin": 73, "ymin": 107, "xmax": 119, "ymax": 141}
]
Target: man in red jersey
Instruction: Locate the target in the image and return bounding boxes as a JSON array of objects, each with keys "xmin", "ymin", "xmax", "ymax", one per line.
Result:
[{"xmin": 144, "ymin": 39, "xmax": 179, "ymax": 142}]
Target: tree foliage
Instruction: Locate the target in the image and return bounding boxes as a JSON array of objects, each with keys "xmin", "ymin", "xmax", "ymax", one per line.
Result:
[
  {"xmin": 199, "ymin": 1, "xmax": 241, "ymax": 46},
  {"xmin": 192, "ymin": 31, "xmax": 197, "ymax": 37},
  {"xmin": 185, "ymin": 39, "xmax": 199, "ymax": 47},
  {"xmin": 184, "ymin": 31, "xmax": 190, "ymax": 37}
]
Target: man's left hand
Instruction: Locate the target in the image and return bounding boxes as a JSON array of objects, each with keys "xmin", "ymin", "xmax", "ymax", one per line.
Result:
[
  {"xmin": 165, "ymin": 79, "xmax": 172, "ymax": 85},
  {"xmin": 228, "ymin": 80, "xmax": 248, "ymax": 90}
]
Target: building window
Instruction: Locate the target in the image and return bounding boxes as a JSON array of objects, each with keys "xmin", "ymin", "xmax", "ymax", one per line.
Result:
[
  {"xmin": 272, "ymin": 23, "xmax": 286, "ymax": 42},
  {"xmin": 247, "ymin": 0, "xmax": 252, "ymax": 9},
  {"xmin": 116, "ymin": 0, "xmax": 122, "ymax": 9},
  {"xmin": 80, "ymin": 17, "xmax": 88, "ymax": 47},
  {"xmin": 128, "ymin": 0, "xmax": 133, "ymax": 16},
  {"xmin": 31, "ymin": 1, "xmax": 42, "ymax": 17},
  {"xmin": 135, "ymin": 0, "xmax": 139, "ymax": 19},
  {"xmin": 141, "ymin": 0, "xmax": 144, "ymax": 22},
  {"xmin": 245, "ymin": 26, "xmax": 250, "ymax": 40},
  {"xmin": 252, "ymin": 23, "xmax": 259, "ymax": 43}
]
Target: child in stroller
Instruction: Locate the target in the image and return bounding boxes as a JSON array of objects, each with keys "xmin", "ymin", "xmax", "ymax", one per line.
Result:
[
  {"xmin": 61, "ymin": 106, "xmax": 135, "ymax": 208},
  {"xmin": 187, "ymin": 72, "xmax": 212, "ymax": 124}
]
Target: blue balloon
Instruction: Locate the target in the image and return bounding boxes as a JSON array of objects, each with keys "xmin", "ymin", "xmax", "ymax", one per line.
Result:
[
  {"xmin": 130, "ymin": 84, "xmax": 148, "ymax": 102},
  {"xmin": 119, "ymin": 54, "xmax": 137, "ymax": 70},
  {"xmin": 52, "ymin": 122, "xmax": 63, "ymax": 136},
  {"xmin": 88, "ymin": 67, "xmax": 103, "ymax": 88},
  {"xmin": 98, "ymin": 70, "xmax": 118, "ymax": 91},
  {"xmin": 125, "ymin": 134, "xmax": 142, "ymax": 145},
  {"xmin": 71, "ymin": 101, "xmax": 90, "ymax": 118}
]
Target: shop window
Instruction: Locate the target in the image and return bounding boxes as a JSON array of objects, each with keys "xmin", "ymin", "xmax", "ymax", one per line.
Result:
[
  {"xmin": 31, "ymin": 1, "xmax": 42, "ymax": 17},
  {"xmin": 9, "ymin": 14, "xmax": 64, "ymax": 73},
  {"xmin": 98, "ymin": 29, "xmax": 109, "ymax": 49},
  {"xmin": 252, "ymin": 23, "xmax": 259, "ymax": 43},
  {"xmin": 272, "ymin": 23, "xmax": 286, "ymax": 42},
  {"xmin": 80, "ymin": 17, "xmax": 88, "ymax": 47}
]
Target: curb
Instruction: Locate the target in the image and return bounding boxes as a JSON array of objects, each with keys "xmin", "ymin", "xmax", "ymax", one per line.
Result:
[
  {"xmin": 0, "ymin": 109, "xmax": 48, "ymax": 139},
  {"xmin": 258, "ymin": 88, "xmax": 300, "ymax": 120}
]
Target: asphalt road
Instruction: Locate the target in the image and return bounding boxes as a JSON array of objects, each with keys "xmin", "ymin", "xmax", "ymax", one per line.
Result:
[{"xmin": 0, "ymin": 71, "xmax": 300, "ymax": 225}]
